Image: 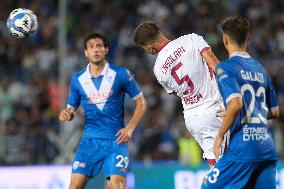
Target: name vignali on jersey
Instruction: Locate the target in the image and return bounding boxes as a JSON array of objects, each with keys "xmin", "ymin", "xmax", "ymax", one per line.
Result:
[{"xmin": 154, "ymin": 33, "xmax": 222, "ymax": 114}]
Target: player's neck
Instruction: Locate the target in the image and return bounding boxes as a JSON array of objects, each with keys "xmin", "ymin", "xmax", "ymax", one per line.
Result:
[
  {"xmin": 156, "ymin": 38, "xmax": 171, "ymax": 53},
  {"xmin": 90, "ymin": 61, "xmax": 106, "ymax": 77},
  {"xmin": 227, "ymin": 45, "xmax": 247, "ymax": 57}
]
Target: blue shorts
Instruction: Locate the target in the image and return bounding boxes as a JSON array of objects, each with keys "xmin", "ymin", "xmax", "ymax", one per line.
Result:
[
  {"xmin": 202, "ymin": 158, "xmax": 277, "ymax": 189},
  {"xmin": 72, "ymin": 138, "xmax": 129, "ymax": 178}
]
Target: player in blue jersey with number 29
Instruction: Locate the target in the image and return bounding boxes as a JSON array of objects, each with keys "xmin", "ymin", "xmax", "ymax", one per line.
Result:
[
  {"xmin": 202, "ymin": 16, "xmax": 279, "ymax": 189},
  {"xmin": 59, "ymin": 33, "xmax": 147, "ymax": 189}
]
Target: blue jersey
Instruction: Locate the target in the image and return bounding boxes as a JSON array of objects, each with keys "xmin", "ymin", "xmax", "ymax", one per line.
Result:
[
  {"xmin": 67, "ymin": 62, "xmax": 142, "ymax": 139},
  {"xmin": 215, "ymin": 52, "xmax": 279, "ymax": 162}
]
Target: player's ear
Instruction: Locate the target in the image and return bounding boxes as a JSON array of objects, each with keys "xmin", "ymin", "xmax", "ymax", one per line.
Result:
[
  {"xmin": 246, "ymin": 33, "xmax": 251, "ymax": 44},
  {"xmin": 142, "ymin": 44, "xmax": 151, "ymax": 53},
  {"xmin": 141, "ymin": 44, "xmax": 147, "ymax": 49},
  {"xmin": 105, "ymin": 47, "xmax": 109, "ymax": 55},
  {"xmin": 84, "ymin": 49, "xmax": 88, "ymax": 57},
  {"xmin": 223, "ymin": 34, "xmax": 229, "ymax": 47}
]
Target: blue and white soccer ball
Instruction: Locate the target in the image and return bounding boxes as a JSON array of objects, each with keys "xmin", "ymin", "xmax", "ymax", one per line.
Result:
[{"xmin": 7, "ymin": 8, "xmax": 38, "ymax": 38}]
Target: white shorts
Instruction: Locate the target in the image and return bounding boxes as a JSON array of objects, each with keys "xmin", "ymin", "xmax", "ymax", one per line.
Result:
[{"xmin": 184, "ymin": 113, "xmax": 229, "ymax": 160}]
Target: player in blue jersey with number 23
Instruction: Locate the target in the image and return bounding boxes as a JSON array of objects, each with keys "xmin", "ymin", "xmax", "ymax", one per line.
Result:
[
  {"xmin": 202, "ymin": 16, "xmax": 279, "ymax": 189},
  {"xmin": 59, "ymin": 33, "xmax": 147, "ymax": 189}
]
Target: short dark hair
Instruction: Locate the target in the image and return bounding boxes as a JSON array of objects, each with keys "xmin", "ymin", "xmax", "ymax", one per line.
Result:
[
  {"xmin": 133, "ymin": 21, "xmax": 160, "ymax": 45},
  {"xmin": 221, "ymin": 16, "xmax": 250, "ymax": 46},
  {"xmin": 84, "ymin": 33, "xmax": 109, "ymax": 49}
]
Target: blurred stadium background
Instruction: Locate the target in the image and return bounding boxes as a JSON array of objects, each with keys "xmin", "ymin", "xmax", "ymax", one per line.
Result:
[{"xmin": 0, "ymin": 0, "xmax": 284, "ymax": 188}]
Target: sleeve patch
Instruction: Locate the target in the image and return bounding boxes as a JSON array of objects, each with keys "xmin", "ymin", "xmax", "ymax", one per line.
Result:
[{"xmin": 216, "ymin": 68, "xmax": 224, "ymax": 75}]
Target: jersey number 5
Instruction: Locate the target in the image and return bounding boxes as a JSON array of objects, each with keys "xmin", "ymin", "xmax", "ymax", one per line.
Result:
[{"xmin": 171, "ymin": 62, "xmax": 194, "ymax": 95}]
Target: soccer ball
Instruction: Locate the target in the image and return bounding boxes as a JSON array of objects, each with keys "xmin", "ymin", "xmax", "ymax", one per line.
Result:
[{"xmin": 7, "ymin": 8, "xmax": 38, "ymax": 38}]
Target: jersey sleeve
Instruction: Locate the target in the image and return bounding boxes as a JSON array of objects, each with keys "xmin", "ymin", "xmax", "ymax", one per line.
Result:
[
  {"xmin": 266, "ymin": 75, "xmax": 279, "ymax": 110},
  {"xmin": 190, "ymin": 33, "xmax": 211, "ymax": 54},
  {"xmin": 122, "ymin": 68, "xmax": 142, "ymax": 100},
  {"xmin": 159, "ymin": 80, "xmax": 174, "ymax": 94},
  {"xmin": 215, "ymin": 64, "xmax": 242, "ymax": 105},
  {"xmin": 67, "ymin": 75, "xmax": 81, "ymax": 109}
]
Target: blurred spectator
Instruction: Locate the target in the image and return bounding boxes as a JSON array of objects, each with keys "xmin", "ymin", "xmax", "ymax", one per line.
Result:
[{"xmin": 178, "ymin": 129, "xmax": 202, "ymax": 166}]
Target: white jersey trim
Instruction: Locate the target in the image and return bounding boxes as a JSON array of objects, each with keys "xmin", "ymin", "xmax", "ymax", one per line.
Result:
[
  {"xmin": 199, "ymin": 46, "xmax": 211, "ymax": 55},
  {"xmin": 230, "ymin": 52, "xmax": 251, "ymax": 58},
  {"xmin": 132, "ymin": 92, "xmax": 143, "ymax": 100},
  {"xmin": 67, "ymin": 104, "xmax": 76, "ymax": 109},
  {"xmin": 78, "ymin": 63, "xmax": 116, "ymax": 111},
  {"xmin": 270, "ymin": 106, "xmax": 279, "ymax": 111},
  {"xmin": 226, "ymin": 93, "xmax": 242, "ymax": 104}
]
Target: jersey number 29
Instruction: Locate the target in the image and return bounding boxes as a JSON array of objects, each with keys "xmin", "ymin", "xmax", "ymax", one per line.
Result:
[{"xmin": 116, "ymin": 155, "xmax": 129, "ymax": 168}]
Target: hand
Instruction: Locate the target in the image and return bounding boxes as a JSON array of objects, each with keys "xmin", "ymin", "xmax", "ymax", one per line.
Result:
[
  {"xmin": 115, "ymin": 125, "xmax": 134, "ymax": 144},
  {"xmin": 59, "ymin": 108, "xmax": 75, "ymax": 122},
  {"xmin": 213, "ymin": 133, "xmax": 224, "ymax": 159},
  {"xmin": 216, "ymin": 108, "xmax": 226, "ymax": 118}
]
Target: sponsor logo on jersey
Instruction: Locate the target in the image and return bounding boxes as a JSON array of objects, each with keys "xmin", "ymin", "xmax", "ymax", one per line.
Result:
[
  {"xmin": 79, "ymin": 162, "xmax": 86, "ymax": 168},
  {"xmin": 106, "ymin": 75, "xmax": 113, "ymax": 82},
  {"xmin": 217, "ymin": 68, "xmax": 228, "ymax": 82},
  {"xmin": 183, "ymin": 93, "xmax": 203, "ymax": 105},
  {"xmin": 216, "ymin": 68, "xmax": 224, "ymax": 75},
  {"xmin": 88, "ymin": 89, "xmax": 113, "ymax": 104},
  {"xmin": 78, "ymin": 63, "xmax": 116, "ymax": 110},
  {"xmin": 73, "ymin": 161, "xmax": 80, "ymax": 170},
  {"xmin": 73, "ymin": 161, "xmax": 86, "ymax": 170},
  {"xmin": 243, "ymin": 125, "xmax": 269, "ymax": 141}
]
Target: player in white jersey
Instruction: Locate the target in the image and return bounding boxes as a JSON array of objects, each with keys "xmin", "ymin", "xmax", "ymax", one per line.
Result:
[{"xmin": 133, "ymin": 21, "xmax": 228, "ymax": 167}]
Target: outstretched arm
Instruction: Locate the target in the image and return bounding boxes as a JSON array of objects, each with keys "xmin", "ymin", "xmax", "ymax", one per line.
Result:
[
  {"xmin": 116, "ymin": 95, "xmax": 147, "ymax": 144},
  {"xmin": 201, "ymin": 48, "xmax": 220, "ymax": 71}
]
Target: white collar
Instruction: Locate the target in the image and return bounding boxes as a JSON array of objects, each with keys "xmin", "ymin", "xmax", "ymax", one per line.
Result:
[
  {"xmin": 230, "ymin": 52, "xmax": 251, "ymax": 58},
  {"xmin": 85, "ymin": 62, "xmax": 109, "ymax": 78}
]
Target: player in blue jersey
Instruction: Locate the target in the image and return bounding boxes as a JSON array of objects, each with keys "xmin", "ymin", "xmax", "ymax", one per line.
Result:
[
  {"xmin": 202, "ymin": 16, "xmax": 279, "ymax": 189},
  {"xmin": 59, "ymin": 33, "xmax": 147, "ymax": 189}
]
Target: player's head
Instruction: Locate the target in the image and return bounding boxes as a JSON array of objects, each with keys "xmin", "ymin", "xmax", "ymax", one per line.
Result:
[
  {"xmin": 220, "ymin": 16, "xmax": 251, "ymax": 50},
  {"xmin": 84, "ymin": 33, "xmax": 109, "ymax": 65},
  {"xmin": 133, "ymin": 21, "xmax": 164, "ymax": 55}
]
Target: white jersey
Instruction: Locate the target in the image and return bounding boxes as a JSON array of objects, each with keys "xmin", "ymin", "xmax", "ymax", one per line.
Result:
[{"xmin": 154, "ymin": 33, "xmax": 223, "ymax": 115}]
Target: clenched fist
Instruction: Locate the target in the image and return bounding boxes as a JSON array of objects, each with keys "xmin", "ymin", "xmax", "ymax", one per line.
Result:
[{"xmin": 59, "ymin": 108, "xmax": 75, "ymax": 122}]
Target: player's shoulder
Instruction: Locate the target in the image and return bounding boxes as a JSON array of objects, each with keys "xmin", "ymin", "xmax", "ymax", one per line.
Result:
[
  {"xmin": 108, "ymin": 63, "xmax": 129, "ymax": 75},
  {"xmin": 217, "ymin": 59, "xmax": 231, "ymax": 69},
  {"xmin": 215, "ymin": 59, "xmax": 232, "ymax": 75},
  {"xmin": 175, "ymin": 33, "xmax": 202, "ymax": 41},
  {"xmin": 68, "ymin": 68, "xmax": 87, "ymax": 87},
  {"xmin": 72, "ymin": 68, "xmax": 87, "ymax": 79},
  {"xmin": 108, "ymin": 63, "xmax": 134, "ymax": 82}
]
